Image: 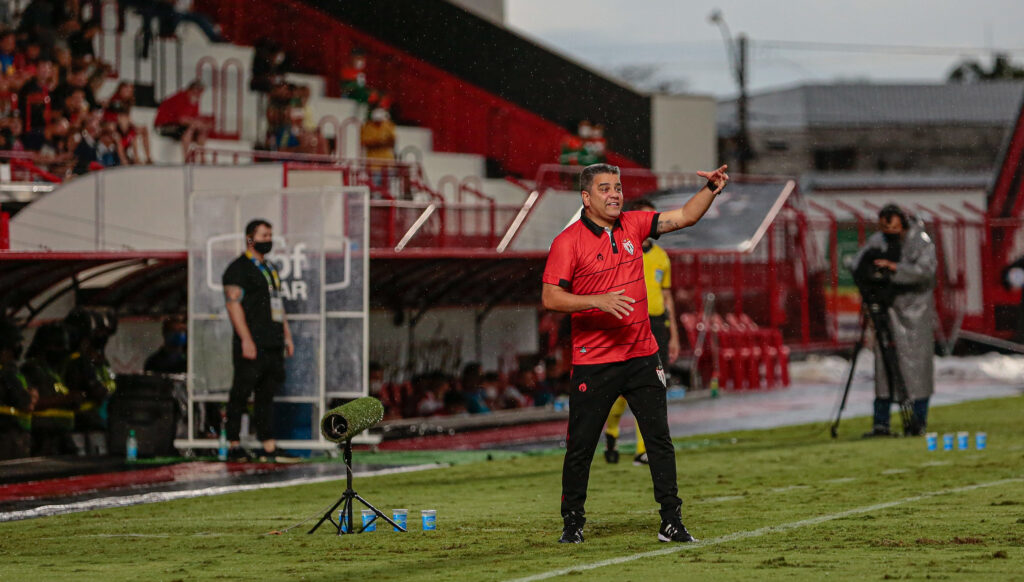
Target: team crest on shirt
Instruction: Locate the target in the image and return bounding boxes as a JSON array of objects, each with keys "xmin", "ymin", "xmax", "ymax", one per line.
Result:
[
  {"xmin": 622, "ymin": 238, "xmax": 635, "ymax": 255},
  {"xmin": 656, "ymin": 366, "xmax": 666, "ymax": 387}
]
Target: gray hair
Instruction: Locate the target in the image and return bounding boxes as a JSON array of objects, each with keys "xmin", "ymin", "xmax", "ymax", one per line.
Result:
[{"xmin": 580, "ymin": 163, "xmax": 620, "ymax": 193}]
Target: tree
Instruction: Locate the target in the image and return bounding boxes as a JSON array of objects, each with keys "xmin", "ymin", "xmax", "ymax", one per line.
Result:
[{"xmin": 948, "ymin": 53, "xmax": 1024, "ymax": 83}]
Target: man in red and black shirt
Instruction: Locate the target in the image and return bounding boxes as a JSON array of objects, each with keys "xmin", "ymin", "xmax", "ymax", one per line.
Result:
[{"xmin": 542, "ymin": 162, "xmax": 728, "ymax": 544}]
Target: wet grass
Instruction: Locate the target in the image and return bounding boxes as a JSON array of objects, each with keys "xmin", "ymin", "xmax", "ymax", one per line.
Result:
[{"xmin": 1, "ymin": 396, "xmax": 1023, "ymax": 581}]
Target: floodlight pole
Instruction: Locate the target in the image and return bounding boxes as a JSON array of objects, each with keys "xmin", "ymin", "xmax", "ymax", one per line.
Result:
[{"xmin": 709, "ymin": 10, "xmax": 751, "ymax": 174}]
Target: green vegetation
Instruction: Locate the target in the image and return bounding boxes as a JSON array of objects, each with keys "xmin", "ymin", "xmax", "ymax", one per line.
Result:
[{"xmin": 2, "ymin": 397, "xmax": 1022, "ymax": 581}]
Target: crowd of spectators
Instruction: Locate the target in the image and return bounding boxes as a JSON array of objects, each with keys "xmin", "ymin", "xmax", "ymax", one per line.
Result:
[
  {"xmin": 0, "ymin": 1, "xmax": 157, "ymax": 180},
  {"xmin": 249, "ymin": 38, "xmax": 324, "ymax": 156},
  {"xmin": 371, "ymin": 360, "xmax": 570, "ymax": 421}
]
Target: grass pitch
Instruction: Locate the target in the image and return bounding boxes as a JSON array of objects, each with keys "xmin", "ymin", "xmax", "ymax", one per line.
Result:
[{"xmin": 2, "ymin": 396, "xmax": 1023, "ymax": 581}]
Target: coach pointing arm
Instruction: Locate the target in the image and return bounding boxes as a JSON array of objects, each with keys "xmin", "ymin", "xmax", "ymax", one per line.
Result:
[{"xmin": 542, "ymin": 165, "xmax": 729, "ymax": 320}]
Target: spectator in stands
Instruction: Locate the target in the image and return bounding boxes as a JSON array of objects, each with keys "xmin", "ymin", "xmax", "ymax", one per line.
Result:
[
  {"xmin": 0, "ymin": 317, "xmax": 36, "ymax": 460},
  {"xmin": 249, "ymin": 38, "xmax": 286, "ymax": 94},
  {"xmin": 0, "ymin": 116, "xmax": 25, "ymax": 150},
  {"xmin": 21, "ymin": 322, "xmax": 77, "ymax": 455},
  {"xmin": 361, "ymin": 107, "xmax": 396, "ymax": 192},
  {"xmin": 503, "ymin": 372, "xmax": 532, "ymax": 409},
  {"xmin": 0, "ymin": 31, "xmax": 17, "ymax": 76},
  {"xmin": 96, "ymin": 125, "xmax": 126, "ymax": 166},
  {"xmin": 104, "ymin": 82, "xmax": 152, "ymax": 164},
  {"xmin": 339, "ymin": 51, "xmax": 370, "ymax": 104},
  {"xmin": 154, "ymin": 80, "xmax": 208, "ymax": 159},
  {"xmin": 441, "ymin": 388, "xmax": 467, "ymax": 416},
  {"xmin": 22, "ymin": 115, "xmax": 73, "ymax": 175},
  {"xmin": 135, "ymin": 0, "xmax": 224, "ymax": 60},
  {"xmin": 71, "ymin": 113, "xmax": 100, "ymax": 174},
  {"xmin": 66, "ymin": 18, "xmax": 99, "ymax": 64},
  {"xmin": 415, "ymin": 373, "xmax": 448, "ymax": 417},
  {"xmin": 559, "ymin": 120, "xmax": 588, "ymax": 166},
  {"xmin": 48, "ymin": 44, "xmax": 68, "ymax": 83},
  {"xmin": 17, "ymin": 0, "xmax": 60, "ymax": 60},
  {"xmin": 144, "ymin": 315, "xmax": 187, "ymax": 374},
  {"xmin": 479, "ymin": 372, "xmax": 503, "ymax": 411},
  {"xmin": 18, "ymin": 59, "xmax": 58, "ymax": 132},
  {"xmin": 53, "ymin": 65, "xmax": 99, "ymax": 111},
  {"xmin": 582, "ymin": 124, "xmax": 607, "ymax": 165}
]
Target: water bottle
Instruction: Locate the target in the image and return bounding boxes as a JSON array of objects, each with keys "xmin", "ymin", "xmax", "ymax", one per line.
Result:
[
  {"xmin": 710, "ymin": 376, "xmax": 720, "ymax": 399},
  {"xmin": 126, "ymin": 429, "xmax": 138, "ymax": 462},
  {"xmin": 217, "ymin": 428, "xmax": 229, "ymax": 461}
]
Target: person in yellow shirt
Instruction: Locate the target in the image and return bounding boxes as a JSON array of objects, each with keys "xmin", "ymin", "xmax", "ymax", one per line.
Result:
[{"xmin": 604, "ymin": 198, "xmax": 680, "ymax": 465}]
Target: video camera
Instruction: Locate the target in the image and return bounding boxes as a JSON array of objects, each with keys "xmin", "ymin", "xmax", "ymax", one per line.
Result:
[{"xmin": 852, "ymin": 248, "xmax": 897, "ymax": 308}]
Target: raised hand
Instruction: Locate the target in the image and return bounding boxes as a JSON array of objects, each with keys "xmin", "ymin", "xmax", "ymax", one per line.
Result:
[{"xmin": 697, "ymin": 165, "xmax": 730, "ymax": 194}]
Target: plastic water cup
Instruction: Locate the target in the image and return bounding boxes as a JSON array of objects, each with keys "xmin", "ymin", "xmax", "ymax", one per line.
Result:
[
  {"xmin": 392, "ymin": 509, "xmax": 408, "ymax": 532},
  {"xmin": 361, "ymin": 509, "xmax": 376, "ymax": 532},
  {"xmin": 957, "ymin": 431, "xmax": 969, "ymax": 451},
  {"xmin": 422, "ymin": 509, "xmax": 436, "ymax": 531},
  {"xmin": 976, "ymin": 432, "xmax": 987, "ymax": 450},
  {"xmin": 338, "ymin": 511, "xmax": 349, "ymax": 533},
  {"xmin": 942, "ymin": 433, "xmax": 954, "ymax": 451},
  {"xmin": 925, "ymin": 432, "xmax": 937, "ymax": 451}
]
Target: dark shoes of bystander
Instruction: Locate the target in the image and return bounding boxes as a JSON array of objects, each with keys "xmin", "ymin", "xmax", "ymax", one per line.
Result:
[
  {"xmin": 227, "ymin": 447, "xmax": 253, "ymax": 462},
  {"xmin": 862, "ymin": 426, "xmax": 894, "ymax": 438},
  {"xmin": 658, "ymin": 514, "xmax": 696, "ymax": 543},
  {"xmin": 559, "ymin": 512, "xmax": 586, "ymax": 544},
  {"xmin": 603, "ymin": 434, "xmax": 619, "ymax": 464},
  {"xmin": 633, "ymin": 452, "xmax": 649, "ymax": 466}
]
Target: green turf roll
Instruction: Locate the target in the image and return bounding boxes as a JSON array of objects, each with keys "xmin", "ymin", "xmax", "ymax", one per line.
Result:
[{"xmin": 320, "ymin": 397, "xmax": 384, "ymax": 442}]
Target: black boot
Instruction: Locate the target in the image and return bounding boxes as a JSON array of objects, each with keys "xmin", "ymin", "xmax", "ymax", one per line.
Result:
[{"xmin": 603, "ymin": 433, "xmax": 619, "ymax": 464}]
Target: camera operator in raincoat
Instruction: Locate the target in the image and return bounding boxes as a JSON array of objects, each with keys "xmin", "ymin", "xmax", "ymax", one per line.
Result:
[{"xmin": 850, "ymin": 204, "xmax": 937, "ymax": 437}]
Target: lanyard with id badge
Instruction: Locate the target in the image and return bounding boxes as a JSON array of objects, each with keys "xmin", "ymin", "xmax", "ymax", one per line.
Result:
[{"xmin": 246, "ymin": 250, "xmax": 284, "ymax": 322}]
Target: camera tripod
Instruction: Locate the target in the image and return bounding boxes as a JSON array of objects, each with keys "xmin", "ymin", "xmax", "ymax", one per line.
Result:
[
  {"xmin": 831, "ymin": 301, "xmax": 920, "ymax": 438},
  {"xmin": 308, "ymin": 439, "xmax": 406, "ymax": 535}
]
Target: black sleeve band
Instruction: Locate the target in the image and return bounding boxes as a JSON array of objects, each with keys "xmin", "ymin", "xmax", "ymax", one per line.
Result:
[
  {"xmin": 649, "ymin": 212, "xmax": 661, "ymax": 240},
  {"xmin": 558, "ymin": 278, "xmax": 572, "ymax": 290}
]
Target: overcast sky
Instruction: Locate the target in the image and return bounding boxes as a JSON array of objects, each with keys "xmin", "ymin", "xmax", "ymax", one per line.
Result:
[{"xmin": 505, "ymin": 0, "xmax": 1024, "ymax": 98}]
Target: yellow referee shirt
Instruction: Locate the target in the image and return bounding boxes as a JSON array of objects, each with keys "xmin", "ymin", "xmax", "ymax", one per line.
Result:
[{"xmin": 643, "ymin": 243, "xmax": 671, "ymax": 317}]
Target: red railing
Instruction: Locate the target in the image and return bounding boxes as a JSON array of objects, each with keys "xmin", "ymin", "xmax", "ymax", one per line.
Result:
[
  {"xmin": 194, "ymin": 56, "xmax": 243, "ymax": 140},
  {"xmin": 0, "ymin": 211, "xmax": 9, "ymax": 250}
]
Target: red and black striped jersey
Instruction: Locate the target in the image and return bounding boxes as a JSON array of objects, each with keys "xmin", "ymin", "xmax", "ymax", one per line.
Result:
[{"xmin": 543, "ymin": 209, "xmax": 660, "ymax": 365}]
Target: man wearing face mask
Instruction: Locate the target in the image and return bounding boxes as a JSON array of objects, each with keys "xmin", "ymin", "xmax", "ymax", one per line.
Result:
[
  {"xmin": 850, "ymin": 204, "xmax": 936, "ymax": 437},
  {"xmin": 221, "ymin": 219, "xmax": 297, "ymax": 463},
  {"xmin": 1, "ymin": 317, "xmax": 37, "ymax": 460},
  {"xmin": 145, "ymin": 315, "xmax": 188, "ymax": 375}
]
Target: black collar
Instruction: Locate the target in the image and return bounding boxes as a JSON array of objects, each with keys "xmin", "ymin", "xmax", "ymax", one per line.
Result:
[{"xmin": 580, "ymin": 209, "xmax": 621, "ymax": 237}]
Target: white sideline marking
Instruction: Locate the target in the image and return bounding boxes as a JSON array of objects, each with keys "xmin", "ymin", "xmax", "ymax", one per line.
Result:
[
  {"xmin": 0, "ymin": 464, "xmax": 444, "ymax": 522},
  {"xmin": 881, "ymin": 468, "xmax": 909, "ymax": 475},
  {"xmin": 920, "ymin": 461, "xmax": 951, "ymax": 467},
  {"xmin": 506, "ymin": 477, "xmax": 1023, "ymax": 582},
  {"xmin": 822, "ymin": 477, "xmax": 856, "ymax": 484}
]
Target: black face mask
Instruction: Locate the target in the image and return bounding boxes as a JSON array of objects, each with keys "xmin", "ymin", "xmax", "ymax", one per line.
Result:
[{"xmin": 253, "ymin": 241, "xmax": 273, "ymax": 255}]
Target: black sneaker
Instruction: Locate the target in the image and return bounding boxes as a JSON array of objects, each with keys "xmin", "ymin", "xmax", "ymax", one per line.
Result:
[
  {"xmin": 633, "ymin": 452, "xmax": 649, "ymax": 466},
  {"xmin": 604, "ymin": 434, "xmax": 619, "ymax": 464},
  {"xmin": 226, "ymin": 447, "xmax": 252, "ymax": 462},
  {"xmin": 558, "ymin": 514, "xmax": 585, "ymax": 544},
  {"xmin": 658, "ymin": 517, "xmax": 696, "ymax": 543},
  {"xmin": 862, "ymin": 426, "xmax": 893, "ymax": 438}
]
